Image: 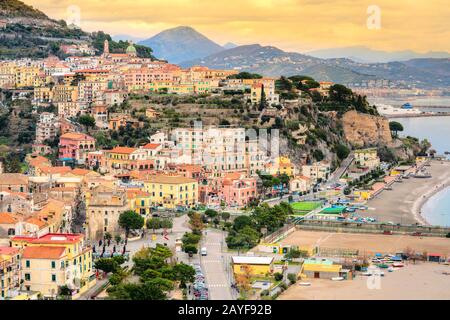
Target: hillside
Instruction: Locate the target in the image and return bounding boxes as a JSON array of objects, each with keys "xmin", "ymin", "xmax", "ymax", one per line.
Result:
[
  {"xmin": 180, "ymin": 44, "xmax": 376, "ymax": 84},
  {"xmin": 138, "ymin": 26, "xmax": 224, "ymax": 63},
  {"xmin": 0, "ymin": 0, "xmax": 155, "ymax": 60},
  {"xmin": 181, "ymin": 44, "xmax": 450, "ymax": 88}
]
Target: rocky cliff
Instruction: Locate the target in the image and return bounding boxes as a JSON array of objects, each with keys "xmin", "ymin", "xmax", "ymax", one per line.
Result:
[{"xmin": 342, "ymin": 110, "xmax": 392, "ymax": 148}]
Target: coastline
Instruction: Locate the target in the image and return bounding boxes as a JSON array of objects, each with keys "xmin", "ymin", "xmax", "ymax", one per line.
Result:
[
  {"xmin": 412, "ymin": 177, "xmax": 450, "ymax": 226},
  {"xmin": 365, "ymin": 160, "xmax": 450, "ymax": 226}
]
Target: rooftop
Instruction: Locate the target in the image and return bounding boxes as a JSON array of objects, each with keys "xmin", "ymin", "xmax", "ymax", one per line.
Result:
[
  {"xmin": 232, "ymin": 256, "xmax": 274, "ymax": 265},
  {"xmin": 22, "ymin": 246, "xmax": 66, "ymax": 260}
]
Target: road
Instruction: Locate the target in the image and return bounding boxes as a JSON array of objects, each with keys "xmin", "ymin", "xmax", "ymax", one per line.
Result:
[
  {"xmin": 327, "ymin": 152, "xmax": 354, "ymax": 186},
  {"xmin": 200, "ymin": 228, "xmax": 234, "ymax": 300}
]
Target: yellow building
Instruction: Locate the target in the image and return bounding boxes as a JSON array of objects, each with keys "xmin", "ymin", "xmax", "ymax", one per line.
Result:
[
  {"xmin": 353, "ymin": 190, "xmax": 372, "ymax": 201},
  {"xmin": 12, "ymin": 233, "xmax": 95, "ymax": 299},
  {"xmin": 267, "ymin": 156, "xmax": 295, "ymax": 176},
  {"xmin": 232, "ymin": 256, "xmax": 274, "ymax": 276},
  {"xmin": 143, "ymin": 175, "xmax": 198, "ymax": 209},
  {"xmin": 0, "ymin": 247, "xmax": 21, "ymax": 300},
  {"xmin": 104, "ymin": 146, "xmax": 137, "ymax": 172},
  {"xmin": 14, "ymin": 66, "xmax": 40, "ymax": 88},
  {"xmin": 127, "ymin": 189, "xmax": 153, "ymax": 216},
  {"xmin": 355, "ymin": 148, "xmax": 380, "ymax": 169}
]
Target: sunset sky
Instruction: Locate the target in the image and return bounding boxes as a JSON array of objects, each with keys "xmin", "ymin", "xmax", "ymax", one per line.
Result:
[{"xmin": 25, "ymin": 0, "xmax": 450, "ymax": 53}]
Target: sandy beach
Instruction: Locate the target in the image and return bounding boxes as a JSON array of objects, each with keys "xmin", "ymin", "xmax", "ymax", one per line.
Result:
[
  {"xmin": 364, "ymin": 160, "xmax": 450, "ymax": 225},
  {"xmin": 280, "ymin": 230, "xmax": 450, "ymax": 256},
  {"xmin": 279, "ymin": 262, "xmax": 450, "ymax": 300}
]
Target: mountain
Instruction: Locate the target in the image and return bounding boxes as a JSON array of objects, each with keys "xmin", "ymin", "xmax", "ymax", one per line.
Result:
[
  {"xmin": 306, "ymin": 46, "xmax": 450, "ymax": 63},
  {"xmin": 223, "ymin": 42, "xmax": 238, "ymax": 50},
  {"xmin": 112, "ymin": 34, "xmax": 145, "ymax": 43},
  {"xmin": 138, "ymin": 26, "xmax": 224, "ymax": 63},
  {"xmin": 180, "ymin": 44, "xmax": 376, "ymax": 84},
  {"xmin": 181, "ymin": 44, "xmax": 450, "ymax": 88}
]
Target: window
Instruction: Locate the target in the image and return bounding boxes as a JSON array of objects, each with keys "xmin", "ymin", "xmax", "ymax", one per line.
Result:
[
  {"xmin": 25, "ymin": 260, "xmax": 30, "ymax": 268},
  {"xmin": 25, "ymin": 273, "xmax": 31, "ymax": 281},
  {"xmin": 51, "ymin": 274, "xmax": 56, "ymax": 282},
  {"xmin": 51, "ymin": 261, "xmax": 56, "ymax": 269}
]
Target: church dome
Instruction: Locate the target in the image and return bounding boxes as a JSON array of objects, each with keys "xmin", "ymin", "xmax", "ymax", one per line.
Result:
[{"xmin": 126, "ymin": 43, "xmax": 137, "ymax": 56}]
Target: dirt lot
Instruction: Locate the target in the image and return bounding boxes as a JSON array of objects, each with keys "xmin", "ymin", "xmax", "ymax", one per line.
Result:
[
  {"xmin": 280, "ymin": 262, "xmax": 450, "ymax": 300},
  {"xmin": 280, "ymin": 230, "xmax": 450, "ymax": 256}
]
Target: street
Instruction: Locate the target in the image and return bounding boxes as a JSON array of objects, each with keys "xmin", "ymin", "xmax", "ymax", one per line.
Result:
[{"xmin": 200, "ymin": 228, "xmax": 234, "ymax": 300}]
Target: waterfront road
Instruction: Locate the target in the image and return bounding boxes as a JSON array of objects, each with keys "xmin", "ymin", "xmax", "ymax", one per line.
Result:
[{"xmin": 200, "ymin": 228, "xmax": 234, "ymax": 300}]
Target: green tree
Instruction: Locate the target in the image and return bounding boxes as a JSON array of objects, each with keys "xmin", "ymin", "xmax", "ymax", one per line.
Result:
[
  {"xmin": 95, "ymin": 258, "xmax": 119, "ymax": 274},
  {"xmin": 172, "ymin": 263, "xmax": 195, "ymax": 287},
  {"xmin": 146, "ymin": 217, "xmax": 162, "ymax": 232},
  {"xmin": 335, "ymin": 144, "xmax": 350, "ymax": 161},
  {"xmin": 119, "ymin": 210, "xmax": 145, "ymax": 238},
  {"xmin": 221, "ymin": 212, "xmax": 231, "ymax": 222},
  {"xmin": 389, "ymin": 121, "xmax": 404, "ymax": 137},
  {"xmin": 77, "ymin": 114, "xmax": 96, "ymax": 132},
  {"xmin": 204, "ymin": 209, "xmax": 218, "ymax": 221}
]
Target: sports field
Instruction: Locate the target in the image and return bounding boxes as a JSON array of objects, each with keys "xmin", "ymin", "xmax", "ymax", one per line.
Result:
[{"xmin": 290, "ymin": 201, "xmax": 322, "ymax": 215}]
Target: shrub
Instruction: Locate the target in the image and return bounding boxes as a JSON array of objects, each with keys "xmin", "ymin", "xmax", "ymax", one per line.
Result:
[
  {"xmin": 287, "ymin": 273, "xmax": 297, "ymax": 284},
  {"xmin": 274, "ymin": 272, "xmax": 283, "ymax": 281}
]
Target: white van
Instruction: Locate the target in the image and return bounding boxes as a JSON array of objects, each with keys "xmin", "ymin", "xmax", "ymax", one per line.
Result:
[{"xmin": 201, "ymin": 247, "xmax": 207, "ymax": 256}]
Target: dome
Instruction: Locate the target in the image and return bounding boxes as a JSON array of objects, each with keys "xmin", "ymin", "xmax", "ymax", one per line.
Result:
[{"xmin": 126, "ymin": 43, "xmax": 137, "ymax": 56}]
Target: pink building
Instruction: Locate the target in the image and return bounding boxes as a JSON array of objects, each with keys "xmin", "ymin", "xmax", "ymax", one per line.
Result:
[
  {"xmin": 221, "ymin": 174, "xmax": 258, "ymax": 207},
  {"xmin": 58, "ymin": 132, "xmax": 96, "ymax": 164}
]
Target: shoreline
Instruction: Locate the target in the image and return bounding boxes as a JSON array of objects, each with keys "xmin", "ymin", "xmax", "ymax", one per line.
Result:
[
  {"xmin": 412, "ymin": 177, "xmax": 450, "ymax": 226},
  {"xmin": 364, "ymin": 160, "xmax": 450, "ymax": 226}
]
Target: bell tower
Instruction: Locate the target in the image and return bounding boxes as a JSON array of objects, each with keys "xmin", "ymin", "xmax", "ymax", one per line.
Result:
[{"xmin": 103, "ymin": 39, "xmax": 109, "ymax": 56}]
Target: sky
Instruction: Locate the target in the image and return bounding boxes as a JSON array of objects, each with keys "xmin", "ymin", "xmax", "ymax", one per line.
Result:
[{"xmin": 24, "ymin": 0, "xmax": 450, "ymax": 53}]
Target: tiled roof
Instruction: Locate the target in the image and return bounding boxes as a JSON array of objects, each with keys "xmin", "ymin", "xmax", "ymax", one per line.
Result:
[
  {"xmin": 60, "ymin": 132, "xmax": 95, "ymax": 141},
  {"xmin": 108, "ymin": 146, "xmax": 137, "ymax": 154},
  {"xmin": 0, "ymin": 213, "xmax": 18, "ymax": 224},
  {"xmin": 0, "ymin": 174, "xmax": 28, "ymax": 185},
  {"xmin": 22, "ymin": 246, "xmax": 66, "ymax": 260}
]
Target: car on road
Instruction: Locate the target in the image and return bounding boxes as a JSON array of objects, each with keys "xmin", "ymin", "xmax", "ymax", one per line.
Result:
[{"xmin": 201, "ymin": 247, "xmax": 207, "ymax": 256}]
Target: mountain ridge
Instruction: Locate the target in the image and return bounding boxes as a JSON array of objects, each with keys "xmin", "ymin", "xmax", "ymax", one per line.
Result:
[{"xmin": 138, "ymin": 26, "xmax": 224, "ymax": 63}]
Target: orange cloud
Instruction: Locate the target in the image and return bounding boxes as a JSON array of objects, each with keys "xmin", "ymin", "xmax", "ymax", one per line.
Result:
[{"xmin": 24, "ymin": 0, "xmax": 450, "ymax": 53}]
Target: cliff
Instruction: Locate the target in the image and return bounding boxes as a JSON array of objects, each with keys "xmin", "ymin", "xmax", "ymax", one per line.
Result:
[{"xmin": 342, "ymin": 110, "xmax": 392, "ymax": 148}]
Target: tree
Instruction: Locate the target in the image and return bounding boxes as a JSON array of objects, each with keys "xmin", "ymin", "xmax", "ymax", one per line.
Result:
[
  {"xmin": 172, "ymin": 263, "xmax": 195, "ymax": 287},
  {"xmin": 274, "ymin": 272, "xmax": 283, "ymax": 281},
  {"xmin": 119, "ymin": 210, "xmax": 144, "ymax": 238},
  {"xmin": 313, "ymin": 149, "xmax": 325, "ymax": 162},
  {"xmin": 95, "ymin": 258, "xmax": 119, "ymax": 274},
  {"xmin": 204, "ymin": 209, "xmax": 218, "ymax": 221},
  {"xmin": 183, "ymin": 244, "xmax": 198, "ymax": 255},
  {"xmin": 232, "ymin": 215, "xmax": 253, "ymax": 231},
  {"xmin": 181, "ymin": 232, "xmax": 201, "ymax": 246},
  {"xmin": 389, "ymin": 121, "xmax": 404, "ymax": 137},
  {"xmin": 188, "ymin": 212, "xmax": 204, "ymax": 234},
  {"xmin": 221, "ymin": 212, "xmax": 231, "ymax": 222},
  {"xmin": 287, "ymin": 273, "xmax": 297, "ymax": 284},
  {"xmin": 104, "ymin": 232, "xmax": 112, "ymax": 241},
  {"xmin": 160, "ymin": 218, "xmax": 173, "ymax": 230},
  {"xmin": 335, "ymin": 144, "xmax": 350, "ymax": 161},
  {"xmin": 146, "ymin": 217, "xmax": 162, "ymax": 232},
  {"xmin": 77, "ymin": 114, "xmax": 96, "ymax": 132}
]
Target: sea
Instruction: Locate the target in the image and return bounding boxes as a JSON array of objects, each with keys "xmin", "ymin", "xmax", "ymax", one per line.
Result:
[{"xmin": 368, "ymin": 96, "xmax": 450, "ymax": 227}]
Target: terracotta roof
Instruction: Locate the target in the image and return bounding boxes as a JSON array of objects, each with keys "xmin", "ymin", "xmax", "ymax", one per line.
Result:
[
  {"xmin": 25, "ymin": 217, "xmax": 47, "ymax": 228},
  {"xmin": 22, "ymin": 246, "xmax": 66, "ymax": 260},
  {"xmin": 40, "ymin": 166, "xmax": 72, "ymax": 174},
  {"xmin": 0, "ymin": 213, "xmax": 18, "ymax": 224},
  {"xmin": 60, "ymin": 132, "xmax": 95, "ymax": 141},
  {"xmin": 108, "ymin": 146, "xmax": 137, "ymax": 154},
  {"xmin": 0, "ymin": 247, "xmax": 20, "ymax": 256},
  {"xmin": 142, "ymin": 143, "xmax": 161, "ymax": 150},
  {"xmin": 0, "ymin": 174, "xmax": 28, "ymax": 185},
  {"xmin": 69, "ymin": 168, "xmax": 98, "ymax": 176},
  {"xmin": 12, "ymin": 233, "xmax": 83, "ymax": 244}
]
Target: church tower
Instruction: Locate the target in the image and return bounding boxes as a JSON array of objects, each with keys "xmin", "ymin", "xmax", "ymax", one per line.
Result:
[{"xmin": 103, "ymin": 39, "xmax": 110, "ymax": 56}]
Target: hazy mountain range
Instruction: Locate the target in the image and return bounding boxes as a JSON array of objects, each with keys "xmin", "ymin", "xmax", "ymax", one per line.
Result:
[{"xmin": 306, "ymin": 46, "xmax": 450, "ymax": 63}]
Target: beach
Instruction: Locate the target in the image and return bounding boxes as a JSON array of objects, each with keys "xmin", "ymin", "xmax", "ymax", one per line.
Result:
[
  {"xmin": 279, "ymin": 262, "xmax": 450, "ymax": 300},
  {"xmin": 280, "ymin": 230, "xmax": 450, "ymax": 256},
  {"xmin": 364, "ymin": 160, "xmax": 450, "ymax": 225}
]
